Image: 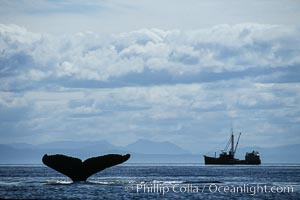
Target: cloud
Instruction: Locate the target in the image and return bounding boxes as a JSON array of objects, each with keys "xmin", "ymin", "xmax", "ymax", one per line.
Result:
[
  {"xmin": 1, "ymin": 23, "xmax": 300, "ymax": 91},
  {"xmin": 1, "ymin": 80, "xmax": 299, "ymax": 150},
  {"xmin": 0, "ymin": 24, "xmax": 300, "ymax": 152}
]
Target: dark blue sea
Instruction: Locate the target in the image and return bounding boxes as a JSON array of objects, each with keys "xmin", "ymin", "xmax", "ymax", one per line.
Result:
[{"xmin": 0, "ymin": 164, "xmax": 299, "ymax": 199}]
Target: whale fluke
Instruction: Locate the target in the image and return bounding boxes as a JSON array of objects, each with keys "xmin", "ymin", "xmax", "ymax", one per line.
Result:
[{"xmin": 42, "ymin": 154, "xmax": 131, "ymax": 182}]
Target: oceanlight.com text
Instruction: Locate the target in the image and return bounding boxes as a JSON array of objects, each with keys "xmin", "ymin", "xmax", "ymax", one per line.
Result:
[{"xmin": 124, "ymin": 183, "xmax": 294, "ymax": 196}]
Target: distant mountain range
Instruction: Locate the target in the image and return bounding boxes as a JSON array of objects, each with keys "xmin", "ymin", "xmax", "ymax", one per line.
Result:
[
  {"xmin": 0, "ymin": 139, "xmax": 299, "ymax": 164},
  {"xmin": 125, "ymin": 139, "xmax": 189, "ymax": 155}
]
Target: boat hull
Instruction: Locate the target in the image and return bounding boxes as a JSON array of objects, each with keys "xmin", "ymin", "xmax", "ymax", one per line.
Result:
[{"xmin": 204, "ymin": 155, "xmax": 261, "ymax": 165}]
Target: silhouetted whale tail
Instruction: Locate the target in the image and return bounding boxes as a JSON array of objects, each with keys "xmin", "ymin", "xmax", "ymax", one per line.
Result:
[{"xmin": 42, "ymin": 154, "xmax": 131, "ymax": 182}]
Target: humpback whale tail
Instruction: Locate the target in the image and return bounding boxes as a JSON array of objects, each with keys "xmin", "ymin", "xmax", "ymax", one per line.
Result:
[{"xmin": 42, "ymin": 154, "xmax": 131, "ymax": 182}]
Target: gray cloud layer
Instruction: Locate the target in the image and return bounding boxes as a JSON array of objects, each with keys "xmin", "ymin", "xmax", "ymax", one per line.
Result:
[{"xmin": 0, "ymin": 24, "xmax": 299, "ymax": 152}]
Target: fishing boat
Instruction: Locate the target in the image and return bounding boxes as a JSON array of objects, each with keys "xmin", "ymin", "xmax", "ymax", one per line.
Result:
[{"xmin": 203, "ymin": 129, "xmax": 261, "ymax": 165}]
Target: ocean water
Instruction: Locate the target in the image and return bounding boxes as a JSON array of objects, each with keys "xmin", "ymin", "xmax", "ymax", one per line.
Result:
[{"xmin": 0, "ymin": 164, "xmax": 299, "ymax": 199}]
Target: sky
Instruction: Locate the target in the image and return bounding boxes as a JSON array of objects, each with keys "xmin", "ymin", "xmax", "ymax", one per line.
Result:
[{"xmin": 0, "ymin": 0, "xmax": 300, "ymax": 153}]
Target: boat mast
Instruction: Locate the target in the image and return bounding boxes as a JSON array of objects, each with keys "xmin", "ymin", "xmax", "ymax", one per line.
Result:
[{"xmin": 230, "ymin": 127, "xmax": 234, "ymax": 156}]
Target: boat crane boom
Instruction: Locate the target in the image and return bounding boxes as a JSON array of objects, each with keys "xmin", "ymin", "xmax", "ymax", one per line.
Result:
[{"xmin": 234, "ymin": 132, "xmax": 241, "ymax": 153}]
